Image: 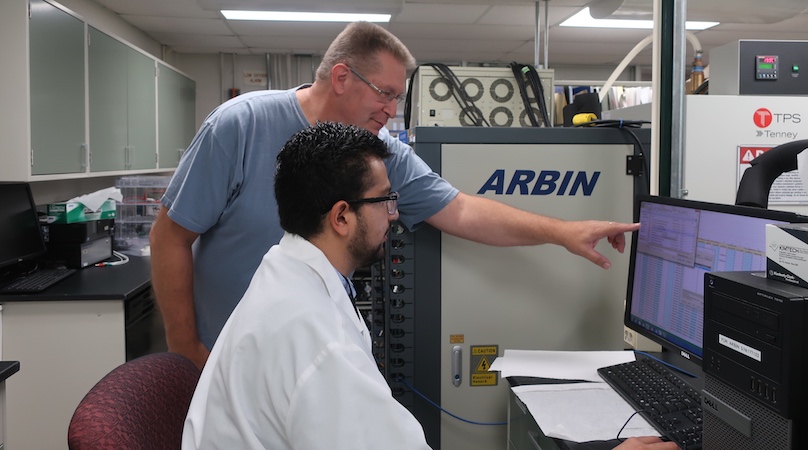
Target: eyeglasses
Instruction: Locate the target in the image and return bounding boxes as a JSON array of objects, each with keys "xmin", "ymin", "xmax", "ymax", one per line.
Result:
[
  {"xmin": 347, "ymin": 66, "xmax": 406, "ymax": 105},
  {"xmin": 348, "ymin": 192, "xmax": 399, "ymax": 215}
]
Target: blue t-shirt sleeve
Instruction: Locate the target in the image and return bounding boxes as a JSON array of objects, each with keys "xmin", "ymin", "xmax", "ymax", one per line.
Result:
[
  {"xmin": 162, "ymin": 106, "xmax": 246, "ymax": 235},
  {"xmin": 381, "ymin": 129, "xmax": 458, "ymax": 231}
]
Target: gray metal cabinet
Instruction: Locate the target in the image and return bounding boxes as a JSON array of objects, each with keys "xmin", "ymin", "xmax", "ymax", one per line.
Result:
[
  {"xmin": 157, "ymin": 63, "xmax": 196, "ymax": 168},
  {"xmin": 29, "ymin": 0, "xmax": 86, "ymax": 175},
  {"xmin": 88, "ymin": 27, "xmax": 157, "ymax": 172}
]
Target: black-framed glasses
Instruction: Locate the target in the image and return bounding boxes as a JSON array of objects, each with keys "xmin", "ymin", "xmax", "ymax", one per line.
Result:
[
  {"xmin": 347, "ymin": 66, "xmax": 406, "ymax": 104},
  {"xmin": 348, "ymin": 192, "xmax": 399, "ymax": 215}
]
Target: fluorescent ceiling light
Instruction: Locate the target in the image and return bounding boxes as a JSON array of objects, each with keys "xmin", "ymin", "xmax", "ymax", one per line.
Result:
[
  {"xmin": 560, "ymin": 8, "xmax": 718, "ymax": 30},
  {"xmin": 221, "ymin": 10, "xmax": 391, "ymax": 22}
]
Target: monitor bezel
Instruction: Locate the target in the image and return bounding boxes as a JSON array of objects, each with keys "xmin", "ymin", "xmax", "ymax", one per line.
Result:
[
  {"xmin": 624, "ymin": 194, "xmax": 808, "ymax": 365},
  {"xmin": 0, "ymin": 182, "xmax": 47, "ymax": 270}
]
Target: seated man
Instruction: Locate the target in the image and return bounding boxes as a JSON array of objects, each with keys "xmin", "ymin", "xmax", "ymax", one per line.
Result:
[{"xmin": 181, "ymin": 122, "xmax": 676, "ymax": 450}]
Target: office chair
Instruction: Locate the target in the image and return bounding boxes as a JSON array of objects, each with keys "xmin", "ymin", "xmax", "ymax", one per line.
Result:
[{"xmin": 67, "ymin": 352, "xmax": 201, "ymax": 450}]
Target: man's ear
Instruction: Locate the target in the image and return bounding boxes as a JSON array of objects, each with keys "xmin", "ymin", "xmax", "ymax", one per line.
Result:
[
  {"xmin": 331, "ymin": 63, "xmax": 351, "ymax": 96},
  {"xmin": 327, "ymin": 200, "xmax": 353, "ymax": 237}
]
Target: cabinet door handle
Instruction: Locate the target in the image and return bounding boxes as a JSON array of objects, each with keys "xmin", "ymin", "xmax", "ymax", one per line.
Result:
[
  {"xmin": 80, "ymin": 143, "xmax": 87, "ymax": 171},
  {"xmin": 451, "ymin": 345, "xmax": 462, "ymax": 387}
]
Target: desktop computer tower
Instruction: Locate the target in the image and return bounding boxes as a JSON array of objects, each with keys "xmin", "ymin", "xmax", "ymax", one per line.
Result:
[
  {"xmin": 703, "ymin": 271, "xmax": 808, "ymax": 449},
  {"xmin": 372, "ymin": 126, "xmax": 650, "ymax": 450}
]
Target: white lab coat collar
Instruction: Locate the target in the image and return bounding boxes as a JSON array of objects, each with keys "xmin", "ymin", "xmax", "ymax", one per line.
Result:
[{"xmin": 276, "ymin": 232, "xmax": 370, "ymax": 341}]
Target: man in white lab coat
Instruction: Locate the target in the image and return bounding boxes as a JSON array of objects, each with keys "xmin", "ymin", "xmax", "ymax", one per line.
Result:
[
  {"xmin": 181, "ymin": 121, "xmax": 677, "ymax": 450},
  {"xmin": 182, "ymin": 121, "xmax": 431, "ymax": 449}
]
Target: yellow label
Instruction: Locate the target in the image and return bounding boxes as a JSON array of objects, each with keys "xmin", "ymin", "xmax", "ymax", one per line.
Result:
[
  {"xmin": 472, "ymin": 346, "xmax": 497, "ymax": 356},
  {"xmin": 449, "ymin": 334, "xmax": 464, "ymax": 343},
  {"xmin": 471, "ymin": 373, "xmax": 497, "ymax": 386},
  {"xmin": 475, "ymin": 356, "xmax": 491, "ymax": 372}
]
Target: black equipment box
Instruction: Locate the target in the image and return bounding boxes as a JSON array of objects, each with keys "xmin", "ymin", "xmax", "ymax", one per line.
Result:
[
  {"xmin": 42, "ymin": 219, "xmax": 114, "ymax": 244},
  {"xmin": 703, "ymin": 271, "xmax": 808, "ymax": 449},
  {"xmin": 46, "ymin": 236, "xmax": 112, "ymax": 268}
]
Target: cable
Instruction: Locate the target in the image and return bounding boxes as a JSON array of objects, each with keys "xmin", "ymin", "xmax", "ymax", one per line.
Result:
[
  {"xmin": 524, "ymin": 64, "xmax": 552, "ymax": 127},
  {"xmin": 509, "ymin": 62, "xmax": 540, "ymax": 127},
  {"xmin": 634, "ymin": 351, "xmax": 699, "ymax": 379},
  {"xmin": 397, "ymin": 377, "xmax": 507, "ymax": 426},
  {"xmin": 508, "ymin": 62, "xmax": 552, "ymax": 127},
  {"xmin": 94, "ymin": 251, "xmax": 130, "ymax": 267},
  {"xmin": 429, "ymin": 63, "xmax": 488, "ymax": 127},
  {"xmin": 573, "ymin": 118, "xmax": 651, "ymax": 195},
  {"xmin": 616, "ymin": 410, "xmax": 642, "ymax": 441}
]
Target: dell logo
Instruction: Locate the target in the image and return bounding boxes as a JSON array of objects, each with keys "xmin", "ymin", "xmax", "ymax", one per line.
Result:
[
  {"xmin": 477, "ymin": 169, "xmax": 601, "ymax": 196},
  {"xmin": 704, "ymin": 397, "xmax": 719, "ymax": 412}
]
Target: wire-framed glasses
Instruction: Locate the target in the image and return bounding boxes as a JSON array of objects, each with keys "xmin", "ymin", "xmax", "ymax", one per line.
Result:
[
  {"xmin": 348, "ymin": 192, "xmax": 399, "ymax": 215},
  {"xmin": 347, "ymin": 66, "xmax": 405, "ymax": 104}
]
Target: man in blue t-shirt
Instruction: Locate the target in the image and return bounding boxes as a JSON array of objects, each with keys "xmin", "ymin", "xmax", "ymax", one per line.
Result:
[{"xmin": 150, "ymin": 21, "xmax": 639, "ymax": 370}]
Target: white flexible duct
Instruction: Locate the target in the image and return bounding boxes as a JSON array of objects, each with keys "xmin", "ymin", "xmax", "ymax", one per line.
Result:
[{"xmin": 598, "ymin": 31, "xmax": 702, "ymax": 103}]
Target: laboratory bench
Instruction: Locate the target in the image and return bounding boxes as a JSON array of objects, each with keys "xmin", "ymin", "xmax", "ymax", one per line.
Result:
[{"xmin": 0, "ymin": 255, "xmax": 159, "ymax": 450}]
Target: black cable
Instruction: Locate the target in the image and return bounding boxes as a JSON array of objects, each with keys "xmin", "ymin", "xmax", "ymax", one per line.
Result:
[
  {"xmin": 523, "ymin": 64, "xmax": 552, "ymax": 127},
  {"xmin": 616, "ymin": 410, "xmax": 642, "ymax": 441},
  {"xmin": 573, "ymin": 119, "xmax": 651, "ymax": 195},
  {"xmin": 509, "ymin": 62, "xmax": 540, "ymax": 127},
  {"xmin": 426, "ymin": 63, "xmax": 488, "ymax": 127}
]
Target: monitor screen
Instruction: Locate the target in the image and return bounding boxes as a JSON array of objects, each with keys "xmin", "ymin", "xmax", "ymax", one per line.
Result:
[
  {"xmin": 0, "ymin": 183, "xmax": 47, "ymax": 270},
  {"xmin": 625, "ymin": 194, "xmax": 808, "ymax": 364}
]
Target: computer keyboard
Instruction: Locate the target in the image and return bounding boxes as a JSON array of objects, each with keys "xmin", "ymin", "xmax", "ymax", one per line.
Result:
[
  {"xmin": 597, "ymin": 358, "xmax": 703, "ymax": 450},
  {"xmin": 0, "ymin": 267, "xmax": 77, "ymax": 294}
]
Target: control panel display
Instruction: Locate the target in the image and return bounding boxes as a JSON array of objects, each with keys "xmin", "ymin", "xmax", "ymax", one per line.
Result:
[{"xmin": 756, "ymin": 55, "xmax": 778, "ymax": 80}]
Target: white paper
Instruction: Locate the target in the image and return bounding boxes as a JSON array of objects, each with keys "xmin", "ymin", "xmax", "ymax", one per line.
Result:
[
  {"xmin": 68, "ymin": 187, "xmax": 122, "ymax": 211},
  {"xmin": 513, "ymin": 384, "xmax": 660, "ymax": 442},
  {"xmin": 489, "ymin": 349, "xmax": 635, "ymax": 382}
]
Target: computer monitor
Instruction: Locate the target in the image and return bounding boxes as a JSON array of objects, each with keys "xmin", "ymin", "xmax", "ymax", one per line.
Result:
[
  {"xmin": 0, "ymin": 182, "xmax": 47, "ymax": 270},
  {"xmin": 624, "ymin": 194, "xmax": 808, "ymax": 365}
]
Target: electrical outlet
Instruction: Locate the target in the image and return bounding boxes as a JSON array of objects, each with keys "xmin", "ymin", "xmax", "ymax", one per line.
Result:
[{"xmin": 623, "ymin": 326, "xmax": 637, "ymax": 349}]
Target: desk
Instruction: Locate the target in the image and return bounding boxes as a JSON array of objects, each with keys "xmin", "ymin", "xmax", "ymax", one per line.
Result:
[
  {"xmin": 0, "ymin": 256, "xmax": 152, "ymax": 450},
  {"xmin": 505, "ymin": 353, "xmax": 705, "ymax": 450},
  {"xmin": 508, "ymin": 381, "xmax": 561, "ymax": 450}
]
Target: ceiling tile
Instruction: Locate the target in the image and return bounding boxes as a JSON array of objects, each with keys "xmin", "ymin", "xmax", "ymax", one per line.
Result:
[
  {"xmin": 122, "ymin": 15, "xmax": 232, "ymax": 35},
  {"xmin": 394, "ymin": 3, "xmax": 489, "ymax": 24}
]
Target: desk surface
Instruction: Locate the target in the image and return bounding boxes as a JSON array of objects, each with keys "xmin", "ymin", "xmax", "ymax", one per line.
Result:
[{"xmin": 0, "ymin": 255, "xmax": 151, "ymax": 302}]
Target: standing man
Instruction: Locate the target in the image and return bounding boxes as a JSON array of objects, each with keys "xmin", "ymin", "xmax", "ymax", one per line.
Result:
[
  {"xmin": 181, "ymin": 122, "xmax": 673, "ymax": 450},
  {"xmin": 150, "ymin": 21, "xmax": 639, "ymax": 369}
]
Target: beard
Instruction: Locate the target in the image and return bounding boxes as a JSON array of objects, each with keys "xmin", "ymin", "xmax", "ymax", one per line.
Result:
[{"xmin": 348, "ymin": 212, "xmax": 386, "ymax": 268}]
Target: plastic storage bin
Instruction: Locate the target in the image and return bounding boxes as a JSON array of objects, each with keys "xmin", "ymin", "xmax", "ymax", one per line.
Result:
[{"xmin": 114, "ymin": 175, "xmax": 172, "ymax": 255}]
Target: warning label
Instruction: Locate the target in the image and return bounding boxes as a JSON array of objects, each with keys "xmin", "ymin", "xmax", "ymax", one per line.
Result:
[{"xmin": 470, "ymin": 345, "xmax": 498, "ymax": 386}]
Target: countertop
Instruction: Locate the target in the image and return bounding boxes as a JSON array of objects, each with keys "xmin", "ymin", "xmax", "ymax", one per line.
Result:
[{"xmin": 0, "ymin": 255, "xmax": 151, "ymax": 302}]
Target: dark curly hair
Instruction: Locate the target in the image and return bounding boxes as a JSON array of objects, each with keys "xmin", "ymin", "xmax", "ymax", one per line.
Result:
[{"xmin": 275, "ymin": 122, "xmax": 391, "ymax": 239}]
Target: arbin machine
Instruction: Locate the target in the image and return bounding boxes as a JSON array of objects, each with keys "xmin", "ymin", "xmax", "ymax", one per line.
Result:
[{"xmin": 368, "ymin": 126, "xmax": 651, "ymax": 450}]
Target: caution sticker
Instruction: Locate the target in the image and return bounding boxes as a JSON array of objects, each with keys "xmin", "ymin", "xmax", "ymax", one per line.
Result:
[{"xmin": 469, "ymin": 345, "xmax": 498, "ymax": 386}]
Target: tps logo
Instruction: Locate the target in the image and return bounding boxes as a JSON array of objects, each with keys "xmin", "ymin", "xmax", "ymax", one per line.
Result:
[
  {"xmin": 753, "ymin": 108, "xmax": 773, "ymax": 128},
  {"xmin": 753, "ymin": 108, "xmax": 801, "ymax": 128},
  {"xmin": 477, "ymin": 169, "xmax": 600, "ymax": 196}
]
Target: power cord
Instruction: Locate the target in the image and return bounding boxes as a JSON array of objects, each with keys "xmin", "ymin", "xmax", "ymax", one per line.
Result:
[
  {"xmin": 573, "ymin": 117, "xmax": 651, "ymax": 195},
  {"xmin": 616, "ymin": 410, "xmax": 642, "ymax": 441},
  {"xmin": 94, "ymin": 250, "xmax": 130, "ymax": 267},
  {"xmin": 404, "ymin": 63, "xmax": 490, "ymax": 129},
  {"xmin": 508, "ymin": 62, "xmax": 552, "ymax": 127},
  {"xmin": 396, "ymin": 377, "xmax": 507, "ymax": 426}
]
